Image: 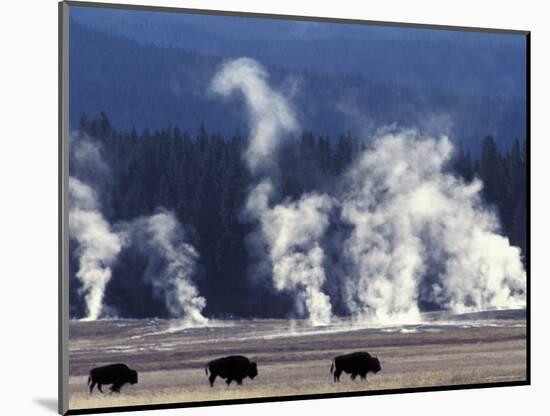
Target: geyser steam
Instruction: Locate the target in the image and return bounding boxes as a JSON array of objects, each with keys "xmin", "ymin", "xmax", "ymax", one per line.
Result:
[
  {"xmin": 247, "ymin": 181, "xmax": 334, "ymax": 325},
  {"xmin": 340, "ymin": 130, "xmax": 526, "ymax": 322},
  {"xmin": 211, "ymin": 58, "xmax": 334, "ymax": 325},
  {"xmin": 128, "ymin": 210, "xmax": 208, "ymax": 325},
  {"xmin": 211, "ymin": 57, "xmax": 297, "ymax": 175},
  {"xmin": 69, "ymin": 177, "xmax": 123, "ymax": 320},
  {"xmin": 211, "ymin": 58, "xmax": 525, "ymax": 325},
  {"xmin": 69, "ymin": 137, "xmax": 207, "ymax": 323}
]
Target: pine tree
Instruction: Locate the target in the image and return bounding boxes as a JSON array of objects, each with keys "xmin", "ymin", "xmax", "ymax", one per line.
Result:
[{"xmin": 479, "ymin": 135, "xmax": 505, "ymax": 209}]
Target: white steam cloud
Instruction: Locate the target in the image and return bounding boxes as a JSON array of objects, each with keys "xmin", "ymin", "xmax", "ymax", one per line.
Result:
[
  {"xmin": 341, "ymin": 130, "xmax": 526, "ymax": 323},
  {"xmin": 69, "ymin": 177, "xmax": 123, "ymax": 320},
  {"xmin": 247, "ymin": 181, "xmax": 334, "ymax": 325},
  {"xmin": 69, "ymin": 137, "xmax": 207, "ymax": 323},
  {"xmin": 211, "ymin": 57, "xmax": 298, "ymax": 175},
  {"xmin": 128, "ymin": 210, "xmax": 208, "ymax": 326},
  {"xmin": 212, "ymin": 58, "xmax": 334, "ymax": 325},
  {"xmin": 211, "ymin": 58, "xmax": 526, "ymax": 326}
]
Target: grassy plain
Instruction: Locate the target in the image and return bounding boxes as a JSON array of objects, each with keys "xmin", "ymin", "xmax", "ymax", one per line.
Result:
[{"xmin": 68, "ymin": 315, "xmax": 527, "ymax": 410}]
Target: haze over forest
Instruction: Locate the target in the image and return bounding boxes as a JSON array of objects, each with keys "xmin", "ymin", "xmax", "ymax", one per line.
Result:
[{"xmin": 69, "ymin": 7, "xmax": 526, "ymax": 154}]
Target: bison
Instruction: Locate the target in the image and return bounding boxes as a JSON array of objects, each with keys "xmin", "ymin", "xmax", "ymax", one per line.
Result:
[
  {"xmin": 88, "ymin": 363, "xmax": 138, "ymax": 394},
  {"xmin": 205, "ymin": 355, "xmax": 258, "ymax": 387},
  {"xmin": 330, "ymin": 352, "xmax": 381, "ymax": 382}
]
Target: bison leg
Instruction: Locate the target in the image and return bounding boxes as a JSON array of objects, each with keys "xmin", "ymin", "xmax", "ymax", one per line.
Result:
[
  {"xmin": 360, "ymin": 372, "xmax": 367, "ymax": 381},
  {"xmin": 89, "ymin": 381, "xmax": 96, "ymax": 394},
  {"xmin": 333, "ymin": 369, "xmax": 342, "ymax": 382},
  {"xmin": 236, "ymin": 377, "xmax": 243, "ymax": 386},
  {"xmin": 350, "ymin": 373, "xmax": 357, "ymax": 381},
  {"xmin": 226, "ymin": 378, "xmax": 233, "ymax": 386},
  {"xmin": 98, "ymin": 384, "xmax": 104, "ymax": 394},
  {"xmin": 208, "ymin": 373, "xmax": 217, "ymax": 387},
  {"xmin": 110, "ymin": 382, "xmax": 123, "ymax": 393}
]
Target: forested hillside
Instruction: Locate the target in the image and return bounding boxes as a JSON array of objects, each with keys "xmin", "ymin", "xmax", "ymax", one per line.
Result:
[
  {"xmin": 69, "ymin": 22, "xmax": 526, "ymax": 154},
  {"xmin": 70, "ymin": 7, "xmax": 526, "ymax": 100}
]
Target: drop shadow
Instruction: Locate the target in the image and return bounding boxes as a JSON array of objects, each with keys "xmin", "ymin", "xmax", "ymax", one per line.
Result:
[{"xmin": 34, "ymin": 398, "xmax": 58, "ymax": 413}]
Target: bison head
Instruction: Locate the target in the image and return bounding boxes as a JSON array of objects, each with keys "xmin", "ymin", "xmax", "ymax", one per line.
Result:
[
  {"xmin": 371, "ymin": 356, "xmax": 381, "ymax": 373},
  {"xmin": 248, "ymin": 362, "xmax": 258, "ymax": 379},
  {"xmin": 130, "ymin": 369, "xmax": 138, "ymax": 385}
]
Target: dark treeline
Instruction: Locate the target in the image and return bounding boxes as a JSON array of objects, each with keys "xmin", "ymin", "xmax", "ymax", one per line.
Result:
[
  {"xmin": 69, "ymin": 113, "xmax": 527, "ymax": 319},
  {"xmin": 452, "ymin": 135, "xmax": 527, "ymax": 259}
]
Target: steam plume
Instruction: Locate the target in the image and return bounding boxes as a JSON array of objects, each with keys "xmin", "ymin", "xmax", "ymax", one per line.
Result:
[
  {"xmin": 340, "ymin": 130, "xmax": 526, "ymax": 323},
  {"xmin": 212, "ymin": 58, "xmax": 333, "ymax": 325},
  {"xmin": 129, "ymin": 210, "xmax": 207, "ymax": 325},
  {"xmin": 69, "ymin": 177, "xmax": 123, "ymax": 320},
  {"xmin": 211, "ymin": 58, "xmax": 526, "ymax": 326},
  {"xmin": 247, "ymin": 181, "xmax": 334, "ymax": 325},
  {"xmin": 69, "ymin": 137, "xmax": 207, "ymax": 323},
  {"xmin": 211, "ymin": 57, "xmax": 297, "ymax": 175}
]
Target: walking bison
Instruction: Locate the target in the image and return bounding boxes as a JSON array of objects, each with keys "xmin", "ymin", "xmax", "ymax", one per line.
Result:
[
  {"xmin": 88, "ymin": 363, "xmax": 138, "ymax": 394},
  {"xmin": 330, "ymin": 352, "xmax": 381, "ymax": 382},
  {"xmin": 205, "ymin": 355, "xmax": 258, "ymax": 387}
]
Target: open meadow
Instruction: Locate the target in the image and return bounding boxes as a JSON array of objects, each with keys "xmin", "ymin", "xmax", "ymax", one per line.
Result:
[{"xmin": 68, "ymin": 310, "xmax": 527, "ymax": 411}]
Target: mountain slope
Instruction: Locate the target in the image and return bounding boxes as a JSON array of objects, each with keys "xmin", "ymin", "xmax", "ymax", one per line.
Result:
[{"xmin": 69, "ymin": 22, "xmax": 526, "ymax": 152}]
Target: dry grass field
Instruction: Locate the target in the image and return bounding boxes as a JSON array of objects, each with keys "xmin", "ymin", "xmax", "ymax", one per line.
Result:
[{"xmin": 68, "ymin": 312, "xmax": 527, "ymax": 411}]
